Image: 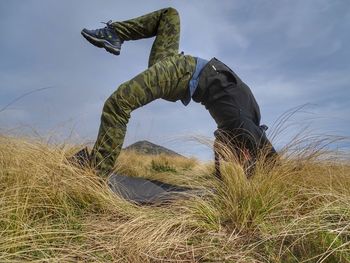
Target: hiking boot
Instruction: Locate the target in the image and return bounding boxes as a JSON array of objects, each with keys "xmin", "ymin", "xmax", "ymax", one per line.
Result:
[
  {"xmin": 68, "ymin": 147, "xmax": 91, "ymax": 169},
  {"xmin": 81, "ymin": 20, "xmax": 123, "ymax": 55}
]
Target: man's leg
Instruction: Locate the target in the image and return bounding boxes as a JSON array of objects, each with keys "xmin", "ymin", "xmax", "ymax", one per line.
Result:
[
  {"xmin": 111, "ymin": 7, "xmax": 181, "ymax": 66},
  {"xmin": 91, "ymin": 54, "xmax": 195, "ymax": 176},
  {"xmin": 87, "ymin": 7, "xmax": 196, "ymax": 176}
]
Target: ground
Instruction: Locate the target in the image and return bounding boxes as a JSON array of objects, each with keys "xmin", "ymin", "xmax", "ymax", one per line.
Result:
[{"xmin": 1, "ymin": 135, "xmax": 350, "ymax": 262}]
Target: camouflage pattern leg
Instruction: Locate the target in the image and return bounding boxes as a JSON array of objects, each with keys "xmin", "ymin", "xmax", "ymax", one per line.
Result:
[
  {"xmin": 112, "ymin": 7, "xmax": 181, "ymax": 67},
  {"xmin": 91, "ymin": 7, "xmax": 197, "ymax": 176},
  {"xmin": 91, "ymin": 54, "xmax": 196, "ymax": 176},
  {"xmin": 91, "ymin": 7, "xmax": 191, "ymax": 176}
]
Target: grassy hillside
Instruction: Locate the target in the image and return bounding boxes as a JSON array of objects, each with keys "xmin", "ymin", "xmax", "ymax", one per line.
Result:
[{"xmin": 1, "ymin": 135, "xmax": 350, "ymax": 262}]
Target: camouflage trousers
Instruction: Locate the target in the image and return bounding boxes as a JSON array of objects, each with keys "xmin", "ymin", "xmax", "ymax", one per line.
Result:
[{"xmin": 90, "ymin": 8, "xmax": 196, "ymax": 176}]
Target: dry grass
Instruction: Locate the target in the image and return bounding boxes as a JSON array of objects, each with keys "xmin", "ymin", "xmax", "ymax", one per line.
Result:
[{"xmin": 1, "ymin": 134, "xmax": 350, "ymax": 262}]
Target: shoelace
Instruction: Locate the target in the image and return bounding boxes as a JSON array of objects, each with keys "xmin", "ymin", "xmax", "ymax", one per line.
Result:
[
  {"xmin": 101, "ymin": 20, "xmax": 113, "ymax": 28},
  {"xmin": 100, "ymin": 20, "xmax": 123, "ymax": 43}
]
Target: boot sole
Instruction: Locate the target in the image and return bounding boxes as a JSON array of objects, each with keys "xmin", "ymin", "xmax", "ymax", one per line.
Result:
[{"xmin": 81, "ymin": 30, "xmax": 120, "ymax": 55}]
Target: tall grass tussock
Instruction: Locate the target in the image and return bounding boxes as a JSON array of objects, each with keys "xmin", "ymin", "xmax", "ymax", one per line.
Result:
[{"xmin": 1, "ymin": 130, "xmax": 350, "ymax": 262}]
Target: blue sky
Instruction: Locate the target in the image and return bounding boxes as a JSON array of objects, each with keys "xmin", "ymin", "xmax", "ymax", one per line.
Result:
[{"xmin": 0, "ymin": 0, "xmax": 349, "ymax": 160}]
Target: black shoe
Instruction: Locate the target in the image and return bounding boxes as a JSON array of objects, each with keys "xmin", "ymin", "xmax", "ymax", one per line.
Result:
[
  {"xmin": 68, "ymin": 147, "xmax": 91, "ymax": 168},
  {"xmin": 81, "ymin": 20, "xmax": 123, "ymax": 55}
]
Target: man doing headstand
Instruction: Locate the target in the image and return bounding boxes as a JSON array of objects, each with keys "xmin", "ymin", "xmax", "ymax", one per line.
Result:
[{"xmin": 74, "ymin": 7, "xmax": 277, "ymax": 178}]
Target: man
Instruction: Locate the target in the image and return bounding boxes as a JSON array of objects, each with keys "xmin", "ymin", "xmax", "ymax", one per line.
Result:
[{"xmin": 73, "ymin": 7, "xmax": 277, "ymax": 178}]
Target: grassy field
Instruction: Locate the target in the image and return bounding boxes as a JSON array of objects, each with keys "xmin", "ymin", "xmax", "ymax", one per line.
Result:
[{"xmin": 1, "ymin": 134, "xmax": 350, "ymax": 262}]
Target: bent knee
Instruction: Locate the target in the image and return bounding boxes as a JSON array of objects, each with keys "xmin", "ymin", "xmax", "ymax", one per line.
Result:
[
  {"xmin": 163, "ymin": 7, "xmax": 179, "ymax": 16},
  {"xmin": 103, "ymin": 85, "xmax": 129, "ymax": 112}
]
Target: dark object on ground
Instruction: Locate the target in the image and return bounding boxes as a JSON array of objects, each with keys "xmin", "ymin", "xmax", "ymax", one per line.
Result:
[
  {"xmin": 68, "ymin": 147, "xmax": 91, "ymax": 168},
  {"xmin": 124, "ymin": 140, "xmax": 183, "ymax": 157},
  {"xmin": 108, "ymin": 174, "xmax": 207, "ymax": 205}
]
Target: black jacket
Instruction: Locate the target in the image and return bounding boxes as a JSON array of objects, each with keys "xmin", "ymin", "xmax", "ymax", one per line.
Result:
[{"xmin": 193, "ymin": 57, "xmax": 276, "ymax": 157}]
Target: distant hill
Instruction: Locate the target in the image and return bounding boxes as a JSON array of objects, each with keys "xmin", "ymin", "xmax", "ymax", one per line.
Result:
[{"xmin": 124, "ymin": 140, "xmax": 182, "ymax": 157}]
